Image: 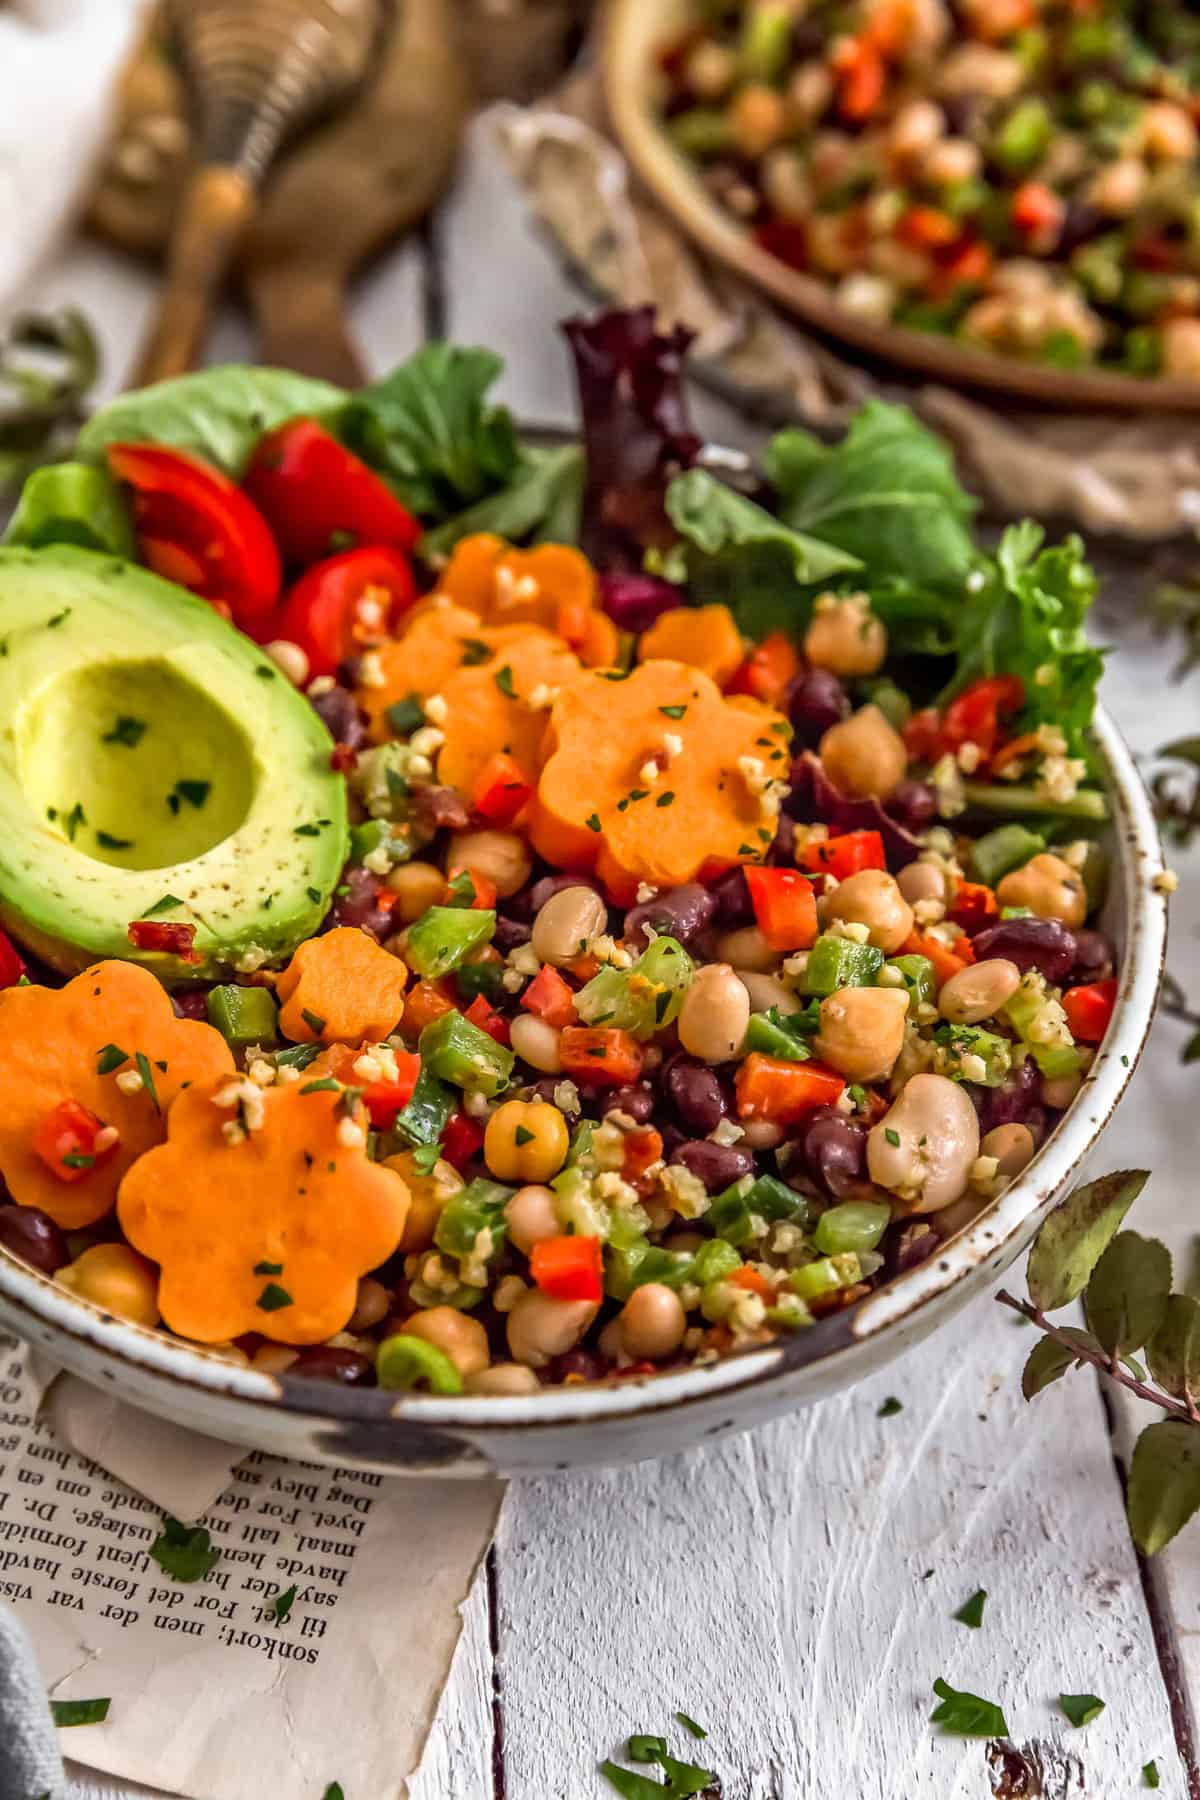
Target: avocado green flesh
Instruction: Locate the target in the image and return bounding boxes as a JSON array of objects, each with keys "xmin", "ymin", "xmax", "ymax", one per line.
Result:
[{"xmin": 0, "ymin": 546, "xmax": 349, "ymax": 980}]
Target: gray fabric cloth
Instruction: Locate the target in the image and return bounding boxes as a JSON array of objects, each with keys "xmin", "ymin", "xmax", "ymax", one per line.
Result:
[{"xmin": 0, "ymin": 1607, "xmax": 62, "ymax": 1800}]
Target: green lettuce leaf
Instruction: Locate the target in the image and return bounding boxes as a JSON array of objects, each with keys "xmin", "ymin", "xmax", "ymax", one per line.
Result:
[
  {"xmin": 339, "ymin": 344, "xmax": 520, "ymax": 519},
  {"xmin": 420, "ymin": 445, "xmax": 585, "ymax": 561},
  {"xmin": 765, "ymin": 400, "xmax": 977, "ymax": 589},
  {"xmin": 77, "ymin": 366, "xmax": 344, "ymax": 476}
]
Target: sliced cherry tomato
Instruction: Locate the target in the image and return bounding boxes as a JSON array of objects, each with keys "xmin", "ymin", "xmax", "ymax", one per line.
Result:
[
  {"xmin": 941, "ymin": 675, "xmax": 1024, "ymax": 760},
  {"xmin": 472, "ymin": 751, "xmax": 535, "ymax": 827},
  {"xmin": 726, "ymin": 631, "xmax": 800, "ymax": 705},
  {"xmin": 0, "ymin": 929, "xmax": 24, "ymax": 990},
  {"xmin": 1062, "ymin": 978, "xmax": 1118, "ymax": 1045},
  {"xmin": 530, "ymin": 1234, "xmax": 603, "ymax": 1304},
  {"xmin": 744, "ymin": 866, "xmax": 819, "ymax": 951},
  {"xmin": 799, "ymin": 830, "xmax": 886, "ymax": 881},
  {"xmin": 33, "ymin": 1100, "xmax": 116, "ymax": 1184},
  {"xmin": 244, "ymin": 418, "xmax": 421, "ymax": 568},
  {"xmin": 440, "ymin": 1111, "xmax": 485, "ymax": 1172},
  {"xmin": 126, "ymin": 918, "xmax": 201, "ymax": 964},
  {"xmin": 277, "ymin": 546, "xmax": 417, "ymax": 680},
  {"xmin": 106, "ymin": 444, "xmax": 281, "ymax": 638}
]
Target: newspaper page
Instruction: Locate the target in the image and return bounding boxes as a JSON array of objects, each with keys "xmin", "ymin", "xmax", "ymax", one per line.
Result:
[{"xmin": 0, "ymin": 1335, "xmax": 502, "ymax": 1800}]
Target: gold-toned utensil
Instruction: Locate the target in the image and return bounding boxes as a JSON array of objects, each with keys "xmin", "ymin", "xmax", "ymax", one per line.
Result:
[{"xmin": 130, "ymin": 0, "xmax": 390, "ymax": 387}]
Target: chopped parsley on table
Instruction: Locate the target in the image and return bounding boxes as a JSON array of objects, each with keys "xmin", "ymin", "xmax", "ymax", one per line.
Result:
[{"xmin": 150, "ymin": 1517, "xmax": 219, "ymax": 1583}]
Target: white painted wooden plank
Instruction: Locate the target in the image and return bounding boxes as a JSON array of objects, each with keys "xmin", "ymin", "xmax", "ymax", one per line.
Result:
[
  {"xmin": 409, "ymin": 1568, "xmax": 495, "ymax": 1800},
  {"xmin": 493, "ymin": 1291, "xmax": 1183, "ymax": 1799}
]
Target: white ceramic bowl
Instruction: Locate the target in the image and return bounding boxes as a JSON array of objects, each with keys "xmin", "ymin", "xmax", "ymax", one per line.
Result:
[{"xmin": 0, "ymin": 709, "xmax": 1167, "ymax": 1477}]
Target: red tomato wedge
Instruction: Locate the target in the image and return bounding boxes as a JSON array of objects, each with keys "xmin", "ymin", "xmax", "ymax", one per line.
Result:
[
  {"xmin": 243, "ymin": 418, "xmax": 421, "ymax": 568},
  {"xmin": 106, "ymin": 444, "xmax": 281, "ymax": 638},
  {"xmin": 276, "ymin": 546, "xmax": 417, "ymax": 680}
]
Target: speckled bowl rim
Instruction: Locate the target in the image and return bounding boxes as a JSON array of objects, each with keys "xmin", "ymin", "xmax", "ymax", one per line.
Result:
[{"xmin": 0, "ymin": 703, "xmax": 1167, "ymax": 1436}]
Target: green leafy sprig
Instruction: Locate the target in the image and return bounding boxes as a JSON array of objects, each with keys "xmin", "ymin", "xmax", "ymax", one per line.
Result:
[{"xmin": 0, "ymin": 310, "xmax": 99, "ymax": 493}]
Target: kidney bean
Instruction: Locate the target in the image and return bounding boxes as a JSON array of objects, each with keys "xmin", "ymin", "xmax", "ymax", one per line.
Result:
[
  {"xmin": 1057, "ymin": 197, "xmax": 1105, "ymax": 255},
  {"xmin": 600, "ymin": 1084, "xmax": 656, "ymax": 1124},
  {"xmin": 664, "ymin": 1057, "xmax": 729, "ymax": 1135},
  {"xmin": 625, "ymin": 883, "xmax": 715, "ymax": 949},
  {"xmin": 971, "ymin": 917, "xmax": 1077, "ymax": 984},
  {"xmin": 530, "ymin": 871, "xmax": 603, "ymax": 914},
  {"xmin": 669, "ymin": 1138, "xmax": 755, "ymax": 1193},
  {"xmin": 788, "ymin": 666, "xmax": 849, "ymax": 747},
  {"xmin": 493, "ymin": 916, "xmax": 533, "ymax": 953},
  {"xmin": 886, "ymin": 780, "xmax": 936, "ymax": 835},
  {"xmin": 766, "ymin": 814, "xmax": 797, "ymax": 867},
  {"xmin": 801, "ymin": 1107, "xmax": 869, "ymax": 1199},
  {"xmin": 330, "ymin": 866, "xmax": 393, "ymax": 941},
  {"xmin": 888, "ymin": 1221, "xmax": 938, "ymax": 1277},
  {"xmin": 310, "ymin": 683, "xmax": 367, "ymax": 750},
  {"xmin": 541, "ymin": 1346, "xmax": 609, "ymax": 1385},
  {"xmin": 1070, "ymin": 927, "xmax": 1114, "ymax": 981},
  {"xmin": 290, "ymin": 1347, "xmax": 376, "ymax": 1385},
  {"xmin": 411, "ymin": 785, "xmax": 470, "ymax": 834},
  {"xmin": 172, "ymin": 991, "xmax": 211, "ymax": 1021},
  {"xmin": 527, "ymin": 1077, "xmax": 581, "ymax": 1122},
  {"xmin": 0, "ymin": 1206, "xmax": 68, "ymax": 1276},
  {"xmin": 597, "ymin": 572, "xmax": 683, "ymax": 633},
  {"xmin": 710, "ymin": 867, "xmax": 753, "ymax": 929},
  {"xmin": 981, "ymin": 1059, "xmax": 1040, "ymax": 1132}
]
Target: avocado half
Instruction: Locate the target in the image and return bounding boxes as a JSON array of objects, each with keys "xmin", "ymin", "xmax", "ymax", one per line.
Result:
[{"xmin": 0, "ymin": 546, "xmax": 348, "ymax": 981}]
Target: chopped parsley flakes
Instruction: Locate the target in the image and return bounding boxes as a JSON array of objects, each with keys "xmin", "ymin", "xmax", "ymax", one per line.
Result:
[
  {"xmin": 167, "ymin": 779, "xmax": 210, "ymax": 815},
  {"xmin": 102, "ymin": 716, "xmax": 147, "ymax": 748},
  {"xmin": 257, "ymin": 1283, "xmax": 294, "ymax": 1312},
  {"xmin": 150, "ymin": 1516, "xmax": 219, "ymax": 1583}
]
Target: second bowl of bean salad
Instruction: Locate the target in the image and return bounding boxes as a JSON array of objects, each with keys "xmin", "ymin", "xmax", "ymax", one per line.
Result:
[{"xmin": 0, "ymin": 307, "xmax": 1168, "ymax": 1473}]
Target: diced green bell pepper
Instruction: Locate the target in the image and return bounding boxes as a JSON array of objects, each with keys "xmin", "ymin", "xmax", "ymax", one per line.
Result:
[
  {"xmin": 206, "ymin": 983, "xmax": 279, "ymax": 1045},
  {"xmin": 961, "ymin": 780, "xmax": 1108, "ymax": 822},
  {"xmin": 813, "ymin": 1200, "xmax": 891, "ymax": 1257},
  {"xmin": 434, "ymin": 1178, "xmax": 513, "ymax": 1260},
  {"xmin": 788, "ymin": 1252, "xmax": 864, "ymax": 1303},
  {"xmin": 419, "ymin": 1010, "xmax": 514, "ymax": 1097},
  {"xmin": 886, "ymin": 954, "xmax": 936, "ymax": 1010},
  {"xmin": 4, "ymin": 462, "xmax": 135, "ymax": 557},
  {"xmin": 745, "ymin": 1004, "xmax": 817, "ymax": 1061},
  {"xmin": 604, "ymin": 1240, "xmax": 695, "ymax": 1303},
  {"xmin": 969, "ymin": 824, "xmax": 1046, "ymax": 888},
  {"xmin": 1003, "ymin": 983, "xmax": 1084, "ymax": 1080},
  {"xmin": 739, "ymin": 3, "xmax": 792, "ymax": 81},
  {"xmin": 455, "ymin": 961, "xmax": 505, "ymax": 1005},
  {"xmin": 934, "ymin": 1024, "xmax": 1013, "ymax": 1087},
  {"xmin": 405, "ymin": 906, "xmax": 496, "ymax": 978},
  {"xmin": 575, "ymin": 936, "xmax": 694, "ymax": 1039},
  {"xmin": 993, "ymin": 98, "xmax": 1052, "ymax": 171},
  {"xmin": 800, "ymin": 934, "xmax": 883, "ymax": 996},
  {"xmin": 349, "ymin": 818, "xmax": 408, "ymax": 865},
  {"xmin": 1077, "ymin": 839, "xmax": 1108, "ymax": 911},
  {"xmin": 691, "ymin": 1238, "xmax": 743, "ymax": 1287},
  {"xmin": 391, "ymin": 1063, "xmax": 455, "ymax": 1147},
  {"xmin": 667, "ymin": 108, "xmax": 732, "ymax": 158},
  {"xmin": 708, "ymin": 1173, "xmax": 810, "ymax": 1248}
]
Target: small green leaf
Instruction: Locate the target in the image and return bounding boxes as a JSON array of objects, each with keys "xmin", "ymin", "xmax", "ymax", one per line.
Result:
[
  {"xmin": 96, "ymin": 1043, "xmax": 129, "ymax": 1075},
  {"xmin": 1144, "ymin": 1759, "xmax": 1161, "ymax": 1787},
  {"xmin": 1059, "ymin": 1693, "xmax": 1105, "ymax": 1728},
  {"xmin": 272, "ymin": 1583, "xmax": 297, "ymax": 1624},
  {"xmin": 675, "ymin": 1713, "xmax": 707, "ymax": 1740},
  {"xmin": 150, "ymin": 1517, "xmax": 219, "ymax": 1583},
  {"xmin": 954, "ymin": 1589, "xmax": 987, "ymax": 1629},
  {"xmin": 51, "ymin": 1697, "xmax": 111, "ymax": 1727},
  {"xmin": 102, "ymin": 716, "xmax": 146, "ymax": 747},
  {"xmin": 1147, "ymin": 1293, "xmax": 1200, "ymax": 1400},
  {"xmin": 258, "ymin": 1283, "xmax": 294, "ymax": 1312},
  {"xmin": 142, "ymin": 894, "xmax": 183, "ymax": 916},
  {"xmin": 1021, "ymin": 1328, "xmax": 1101, "ymax": 1400},
  {"xmin": 659, "ymin": 705, "xmax": 687, "ymax": 719},
  {"xmin": 97, "ymin": 830, "xmax": 134, "ymax": 850},
  {"xmin": 386, "ymin": 694, "xmax": 425, "ymax": 736},
  {"xmin": 134, "ymin": 1050, "xmax": 160, "ymax": 1113},
  {"xmin": 253, "ymin": 1260, "xmax": 284, "ymax": 1276},
  {"xmin": 275, "ymin": 1043, "xmax": 322, "ymax": 1071},
  {"xmin": 323, "ymin": 1787, "xmax": 345, "ymax": 1800},
  {"xmin": 1128, "ymin": 1421, "xmax": 1200, "ymax": 1555},
  {"xmin": 302, "ymin": 1009, "xmax": 327, "ymax": 1036},
  {"xmin": 626, "ymin": 1735, "xmax": 668, "ymax": 1762},
  {"xmin": 494, "ymin": 664, "xmax": 515, "ymax": 698},
  {"xmin": 877, "ymin": 1396, "xmax": 903, "ymax": 1417},
  {"xmin": 1084, "ymin": 1232, "xmax": 1172, "ymax": 1357},
  {"xmin": 301, "ymin": 1077, "xmax": 340, "ymax": 1095},
  {"xmin": 1027, "ymin": 1170, "xmax": 1149, "ymax": 1313},
  {"xmin": 412, "ymin": 1142, "xmax": 441, "ymax": 1175},
  {"xmin": 599, "ymin": 1765, "xmax": 668, "ymax": 1800},
  {"xmin": 930, "ymin": 1676, "xmax": 1008, "ymax": 1737}
]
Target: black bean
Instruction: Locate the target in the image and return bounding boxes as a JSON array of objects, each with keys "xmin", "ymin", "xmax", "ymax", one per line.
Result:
[
  {"xmin": 664, "ymin": 1058, "xmax": 729, "ymax": 1135},
  {"xmin": 600, "ymin": 1084, "xmax": 656, "ymax": 1124},
  {"xmin": 972, "ymin": 917, "xmax": 1077, "ymax": 984},
  {"xmin": 767, "ymin": 814, "xmax": 797, "ymax": 867},
  {"xmin": 669, "ymin": 1138, "xmax": 754, "ymax": 1193},
  {"xmin": 541, "ymin": 1347, "xmax": 609, "ymax": 1384},
  {"xmin": 788, "ymin": 666, "xmax": 849, "ymax": 747},
  {"xmin": 310, "ymin": 684, "xmax": 367, "ymax": 750},
  {"xmin": 0, "ymin": 1206, "xmax": 68, "ymax": 1276},
  {"xmin": 886, "ymin": 780, "xmax": 937, "ymax": 836},
  {"xmin": 290, "ymin": 1347, "xmax": 376, "ymax": 1385},
  {"xmin": 492, "ymin": 916, "xmax": 532, "ymax": 953},
  {"xmin": 625, "ymin": 883, "xmax": 715, "ymax": 949},
  {"xmin": 710, "ymin": 867, "xmax": 753, "ymax": 929},
  {"xmin": 1057, "ymin": 198, "xmax": 1105, "ymax": 255},
  {"xmin": 801, "ymin": 1107, "xmax": 868, "ymax": 1199},
  {"xmin": 528, "ymin": 1077, "xmax": 581, "ymax": 1122},
  {"xmin": 981, "ymin": 1060, "xmax": 1041, "ymax": 1132}
]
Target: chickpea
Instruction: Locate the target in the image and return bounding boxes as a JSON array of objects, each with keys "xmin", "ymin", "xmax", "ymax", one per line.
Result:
[
  {"xmin": 265, "ymin": 639, "xmax": 309, "ymax": 687},
  {"xmin": 531, "ymin": 885, "xmax": 607, "ymax": 966},
  {"xmin": 787, "ymin": 61, "xmax": 834, "ymax": 126},
  {"xmin": 349, "ymin": 1276, "xmax": 391, "ymax": 1332},
  {"xmin": 58, "ymin": 1243, "xmax": 159, "ymax": 1327},
  {"xmin": 685, "ymin": 39, "xmax": 737, "ymax": 101},
  {"xmin": 804, "ymin": 594, "xmax": 887, "ymax": 678},
  {"xmin": 1138, "ymin": 101, "xmax": 1197, "ymax": 163},
  {"xmin": 938, "ymin": 958, "xmax": 1021, "ymax": 1025},
  {"xmin": 835, "ymin": 273, "xmax": 897, "ymax": 326},
  {"xmin": 509, "ymin": 1013, "xmax": 563, "ymax": 1074},
  {"xmin": 867, "ymin": 1072, "xmax": 980, "ymax": 1212},
  {"xmin": 1088, "ymin": 155, "xmax": 1146, "ymax": 218},
  {"xmin": 819, "ymin": 705, "xmax": 908, "ymax": 800},
  {"xmin": 714, "ymin": 926, "xmax": 778, "ymax": 974},
  {"xmin": 888, "ymin": 98, "xmax": 945, "ymax": 161},
  {"xmin": 506, "ymin": 1290, "xmax": 598, "ymax": 1368},
  {"xmin": 996, "ymin": 853, "xmax": 1087, "ymax": 928},
  {"xmin": 730, "ymin": 84, "xmax": 788, "ymax": 159},
  {"xmin": 1041, "ymin": 1069, "xmax": 1083, "ymax": 1110},
  {"xmin": 504, "ymin": 1184, "xmax": 561, "ymax": 1256},
  {"xmin": 485, "ymin": 1099, "xmax": 569, "ymax": 1184},
  {"xmin": 820, "ymin": 869, "xmax": 914, "ymax": 953},
  {"xmin": 898, "ymin": 862, "xmax": 946, "ymax": 907},
  {"xmin": 385, "ymin": 860, "xmax": 446, "ymax": 923},
  {"xmin": 737, "ymin": 971, "xmax": 803, "ymax": 1016},
  {"xmin": 814, "ymin": 987, "xmax": 909, "ymax": 1083},
  {"xmin": 448, "ymin": 829, "xmax": 531, "ymax": 899},
  {"xmin": 464, "ymin": 1362, "xmax": 541, "ymax": 1397},
  {"xmin": 1162, "ymin": 318, "xmax": 1200, "ymax": 381},
  {"xmin": 677, "ymin": 962, "xmax": 751, "ymax": 1062},
  {"xmin": 403, "ymin": 1306, "xmax": 490, "ymax": 1378},
  {"xmin": 938, "ymin": 43, "xmax": 1024, "ymax": 100},
  {"xmin": 387, "ymin": 1154, "xmax": 462, "ymax": 1253},
  {"xmin": 761, "ymin": 148, "xmax": 812, "ymax": 223},
  {"xmin": 741, "ymin": 1119, "xmax": 786, "ymax": 1150},
  {"xmin": 923, "ymin": 137, "xmax": 982, "ymax": 187},
  {"xmin": 619, "ymin": 1284, "xmax": 687, "ymax": 1361},
  {"xmin": 252, "ymin": 1344, "xmax": 299, "ymax": 1375},
  {"xmin": 980, "ymin": 1122, "xmax": 1036, "ymax": 1182}
]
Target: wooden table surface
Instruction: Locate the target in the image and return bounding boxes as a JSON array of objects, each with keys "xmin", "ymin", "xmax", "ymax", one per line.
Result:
[{"xmin": 24, "ymin": 109, "xmax": 1200, "ymax": 1800}]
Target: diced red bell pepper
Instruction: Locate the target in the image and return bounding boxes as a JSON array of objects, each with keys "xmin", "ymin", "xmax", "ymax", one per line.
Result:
[
  {"xmin": 276, "ymin": 546, "xmax": 417, "ymax": 680},
  {"xmin": 735, "ymin": 1054, "xmax": 846, "ymax": 1124},
  {"xmin": 1062, "ymin": 978, "xmax": 1117, "ymax": 1045},
  {"xmin": 0, "ymin": 929, "xmax": 24, "ymax": 990},
  {"xmin": 464, "ymin": 993, "xmax": 511, "ymax": 1048},
  {"xmin": 726, "ymin": 631, "xmax": 799, "ymax": 705},
  {"xmin": 403, "ymin": 980, "xmax": 456, "ymax": 1038},
  {"xmin": 799, "ymin": 830, "xmax": 886, "ymax": 881},
  {"xmin": 1011, "ymin": 181, "xmax": 1064, "ymax": 243},
  {"xmin": 521, "ymin": 964, "xmax": 576, "ymax": 1030},
  {"xmin": 243, "ymin": 417, "xmax": 421, "ymax": 569},
  {"xmin": 949, "ymin": 880, "xmax": 999, "ymax": 933},
  {"xmin": 127, "ymin": 918, "xmax": 201, "ymax": 964},
  {"xmin": 941, "ymin": 676, "xmax": 1024, "ymax": 760},
  {"xmin": 559, "ymin": 1027, "xmax": 644, "ymax": 1087},
  {"xmin": 831, "ymin": 36, "xmax": 885, "ymax": 119},
  {"xmin": 471, "ymin": 751, "xmax": 535, "ymax": 827},
  {"xmin": 32, "ymin": 1099, "xmax": 116, "ymax": 1184},
  {"xmin": 360, "ymin": 1051, "xmax": 421, "ymax": 1129},
  {"xmin": 440, "ymin": 1111, "xmax": 485, "ymax": 1171},
  {"xmin": 745, "ymin": 866, "xmax": 819, "ymax": 952},
  {"xmin": 530, "ymin": 1234, "xmax": 603, "ymax": 1304},
  {"xmin": 754, "ymin": 217, "xmax": 809, "ymax": 271},
  {"xmin": 106, "ymin": 443, "xmax": 281, "ymax": 639},
  {"xmin": 898, "ymin": 206, "xmax": 959, "ymax": 251}
]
